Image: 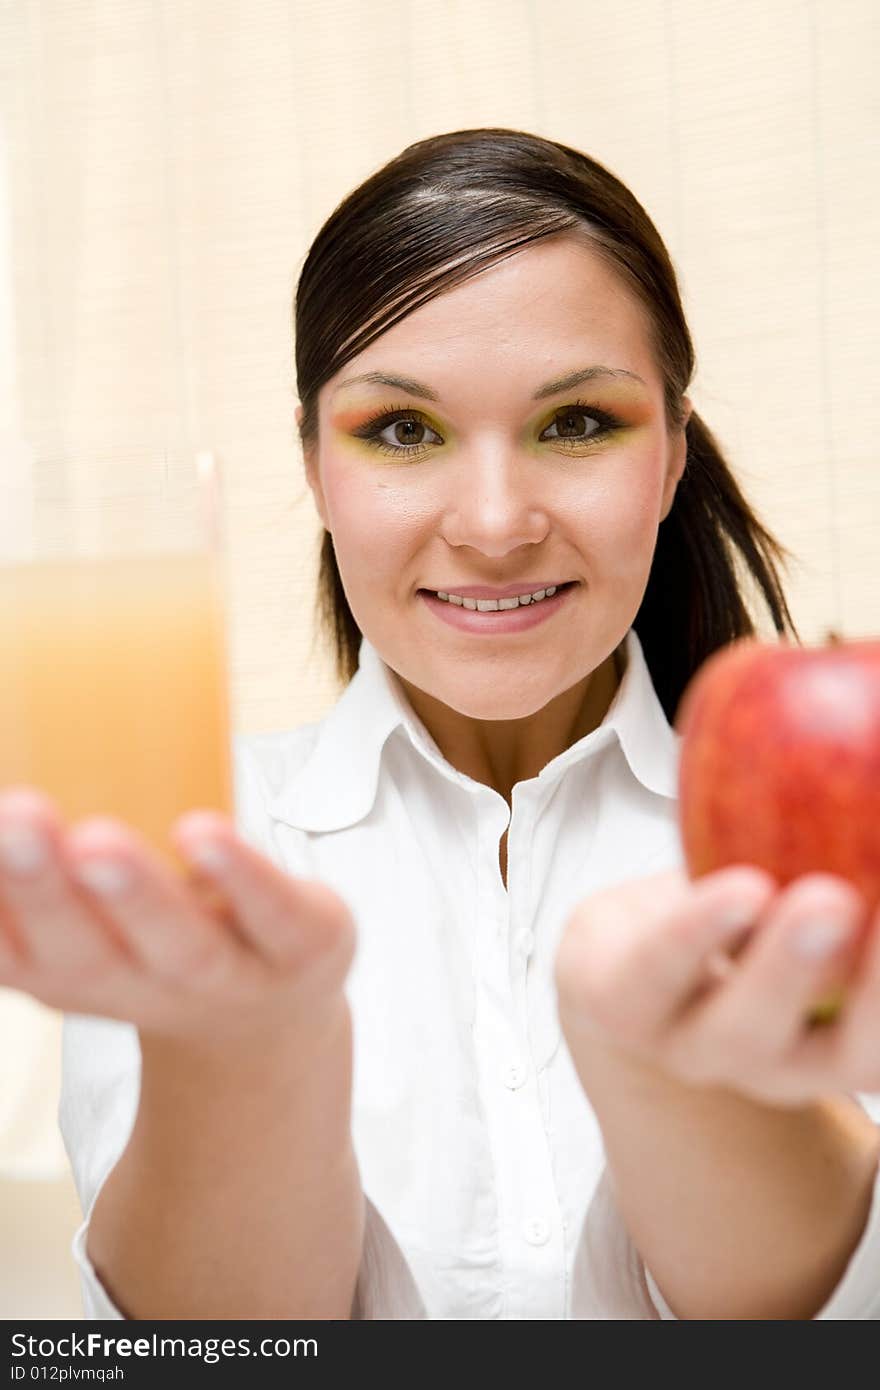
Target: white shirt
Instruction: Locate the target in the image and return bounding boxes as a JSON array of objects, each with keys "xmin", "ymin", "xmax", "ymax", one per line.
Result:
[{"xmin": 59, "ymin": 627, "xmax": 880, "ymax": 1319}]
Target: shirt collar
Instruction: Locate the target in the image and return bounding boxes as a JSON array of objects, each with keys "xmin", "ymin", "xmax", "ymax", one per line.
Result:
[{"xmin": 266, "ymin": 626, "xmax": 679, "ymax": 832}]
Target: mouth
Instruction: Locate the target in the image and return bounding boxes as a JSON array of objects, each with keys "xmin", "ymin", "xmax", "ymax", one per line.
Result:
[
  {"xmin": 417, "ymin": 580, "xmax": 578, "ymax": 609},
  {"xmin": 417, "ymin": 581, "xmax": 579, "ymax": 633}
]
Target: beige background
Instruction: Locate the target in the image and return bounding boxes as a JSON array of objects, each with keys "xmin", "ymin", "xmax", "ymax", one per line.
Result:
[{"xmin": 1, "ymin": 0, "xmax": 877, "ymax": 1318}]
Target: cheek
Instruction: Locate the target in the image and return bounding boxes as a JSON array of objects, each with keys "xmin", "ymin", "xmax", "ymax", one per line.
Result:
[
  {"xmin": 575, "ymin": 446, "xmax": 667, "ymax": 574},
  {"xmin": 322, "ymin": 462, "xmax": 430, "ymax": 580}
]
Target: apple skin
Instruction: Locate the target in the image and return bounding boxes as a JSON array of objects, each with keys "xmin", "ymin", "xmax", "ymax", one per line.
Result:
[{"xmin": 676, "ymin": 637, "xmax": 880, "ymax": 916}]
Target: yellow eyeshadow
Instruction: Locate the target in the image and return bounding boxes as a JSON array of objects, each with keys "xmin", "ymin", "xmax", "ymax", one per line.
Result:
[{"xmin": 330, "ymin": 393, "xmax": 654, "ymax": 455}]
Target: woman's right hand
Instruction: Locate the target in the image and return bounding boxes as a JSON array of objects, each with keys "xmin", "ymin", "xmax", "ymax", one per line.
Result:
[{"xmin": 0, "ymin": 786, "xmax": 356, "ymax": 1047}]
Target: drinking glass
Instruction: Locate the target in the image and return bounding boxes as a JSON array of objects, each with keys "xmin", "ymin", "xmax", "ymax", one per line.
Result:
[{"xmin": 0, "ymin": 440, "xmax": 233, "ymax": 874}]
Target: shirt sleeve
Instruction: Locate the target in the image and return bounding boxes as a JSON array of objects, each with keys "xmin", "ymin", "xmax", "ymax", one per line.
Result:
[
  {"xmin": 58, "ymin": 1012, "xmax": 140, "ymax": 1319},
  {"xmin": 350, "ymin": 1198, "xmax": 427, "ymax": 1319},
  {"xmin": 59, "ymin": 1015, "xmax": 427, "ymax": 1320},
  {"xmin": 568, "ymin": 1166, "xmax": 660, "ymax": 1318},
  {"xmin": 571, "ymin": 1092, "xmax": 880, "ymax": 1321},
  {"xmin": 57, "ymin": 732, "xmax": 427, "ymax": 1321}
]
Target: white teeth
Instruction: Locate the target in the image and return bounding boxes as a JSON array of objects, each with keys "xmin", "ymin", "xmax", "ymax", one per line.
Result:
[{"xmin": 431, "ymin": 583, "xmax": 565, "ymax": 611}]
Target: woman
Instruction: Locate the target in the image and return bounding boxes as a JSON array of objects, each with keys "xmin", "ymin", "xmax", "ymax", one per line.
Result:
[{"xmin": 3, "ymin": 128, "xmax": 879, "ymax": 1320}]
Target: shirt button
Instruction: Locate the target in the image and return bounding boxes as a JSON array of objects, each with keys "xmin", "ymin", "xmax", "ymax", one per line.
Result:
[
  {"xmin": 515, "ymin": 928, "xmax": 535, "ymax": 958},
  {"xmin": 502, "ymin": 1063, "xmax": 528, "ymax": 1090},
  {"xmin": 522, "ymin": 1216, "xmax": 550, "ymax": 1246}
]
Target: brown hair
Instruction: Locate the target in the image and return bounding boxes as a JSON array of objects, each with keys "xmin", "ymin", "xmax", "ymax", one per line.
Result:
[{"xmin": 294, "ymin": 127, "xmax": 798, "ymax": 723}]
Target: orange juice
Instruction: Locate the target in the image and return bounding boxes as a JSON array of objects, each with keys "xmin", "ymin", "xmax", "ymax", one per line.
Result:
[{"xmin": 0, "ymin": 551, "xmax": 233, "ymax": 872}]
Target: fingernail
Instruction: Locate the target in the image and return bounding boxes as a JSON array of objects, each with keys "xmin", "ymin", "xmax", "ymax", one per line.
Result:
[
  {"xmin": 73, "ymin": 857, "xmax": 131, "ymax": 897},
  {"xmin": 794, "ymin": 917, "xmax": 851, "ymax": 959},
  {"xmin": 180, "ymin": 838, "xmax": 228, "ymax": 876},
  {"xmin": 0, "ymin": 825, "xmax": 49, "ymax": 876}
]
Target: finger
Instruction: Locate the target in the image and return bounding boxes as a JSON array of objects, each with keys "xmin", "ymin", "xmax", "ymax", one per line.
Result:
[
  {"xmin": 171, "ymin": 811, "xmax": 355, "ymax": 971},
  {"xmin": 674, "ymin": 874, "xmax": 864, "ymax": 1068},
  {"xmin": 64, "ymin": 815, "xmax": 249, "ymax": 988},
  {"xmin": 0, "ymin": 788, "xmax": 132, "ymax": 976},
  {"xmin": 703, "ymin": 925, "xmax": 758, "ymax": 985},
  {"xmin": 808, "ymin": 897, "xmax": 880, "ymax": 1088},
  {"xmin": 604, "ymin": 866, "xmax": 777, "ymax": 1035}
]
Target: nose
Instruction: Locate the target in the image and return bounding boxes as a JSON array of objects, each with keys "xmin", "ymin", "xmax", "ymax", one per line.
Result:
[{"xmin": 439, "ymin": 444, "xmax": 550, "ymax": 557}]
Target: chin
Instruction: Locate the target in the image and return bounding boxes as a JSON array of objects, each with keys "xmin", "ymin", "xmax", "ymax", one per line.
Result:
[{"xmin": 435, "ymin": 675, "xmax": 562, "ymax": 723}]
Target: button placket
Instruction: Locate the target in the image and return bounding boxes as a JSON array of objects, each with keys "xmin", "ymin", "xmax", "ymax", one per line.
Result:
[
  {"xmin": 515, "ymin": 927, "xmax": 535, "ymax": 959},
  {"xmin": 507, "ymin": 791, "xmax": 537, "ymax": 1010},
  {"xmin": 485, "ymin": 786, "xmax": 564, "ymax": 1318}
]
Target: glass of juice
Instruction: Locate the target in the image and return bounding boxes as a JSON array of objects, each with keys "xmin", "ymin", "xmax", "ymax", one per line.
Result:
[{"xmin": 0, "ymin": 440, "xmax": 233, "ymax": 876}]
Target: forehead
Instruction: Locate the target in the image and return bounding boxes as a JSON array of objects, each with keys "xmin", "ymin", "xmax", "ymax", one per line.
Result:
[{"xmin": 323, "ymin": 236, "xmax": 661, "ymax": 403}]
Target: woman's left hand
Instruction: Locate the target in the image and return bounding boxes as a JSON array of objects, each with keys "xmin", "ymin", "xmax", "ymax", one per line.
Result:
[{"xmin": 554, "ymin": 864, "xmax": 880, "ymax": 1106}]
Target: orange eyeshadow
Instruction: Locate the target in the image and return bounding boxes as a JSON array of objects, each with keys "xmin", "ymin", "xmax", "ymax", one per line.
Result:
[{"xmin": 330, "ymin": 406, "xmax": 382, "ymax": 431}]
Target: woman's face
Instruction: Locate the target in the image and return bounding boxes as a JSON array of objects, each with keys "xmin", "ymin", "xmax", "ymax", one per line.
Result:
[{"xmin": 299, "ymin": 235, "xmax": 691, "ymax": 721}]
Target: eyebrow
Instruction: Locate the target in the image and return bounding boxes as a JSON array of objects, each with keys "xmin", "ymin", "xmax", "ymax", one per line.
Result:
[{"xmin": 332, "ymin": 365, "xmax": 647, "ymax": 402}]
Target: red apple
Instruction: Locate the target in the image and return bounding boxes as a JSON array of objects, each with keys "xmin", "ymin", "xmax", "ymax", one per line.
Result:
[{"xmin": 676, "ymin": 636, "xmax": 880, "ymax": 917}]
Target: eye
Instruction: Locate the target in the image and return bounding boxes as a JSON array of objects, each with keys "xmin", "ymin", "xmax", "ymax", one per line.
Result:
[
  {"xmin": 352, "ymin": 405, "xmax": 443, "ymax": 458},
  {"xmin": 539, "ymin": 401, "xmax": 621, "ymax": 445},
  {"xmin": 351, "ymin": 397, "xmax": 624, "ymax": 460}
]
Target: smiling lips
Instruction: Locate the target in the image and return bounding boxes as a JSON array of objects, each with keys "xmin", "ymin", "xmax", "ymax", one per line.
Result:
[
  {"xmin": 418, "ymin": 582, "xmax": 576, "ymax": 631},
  {"xmin": 424, "ymin": 580, "xmax": 573, "ymax": 600},
  {"xmin": 432, "ymin": 584, "xmax": 564, "ymax": 611}
]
